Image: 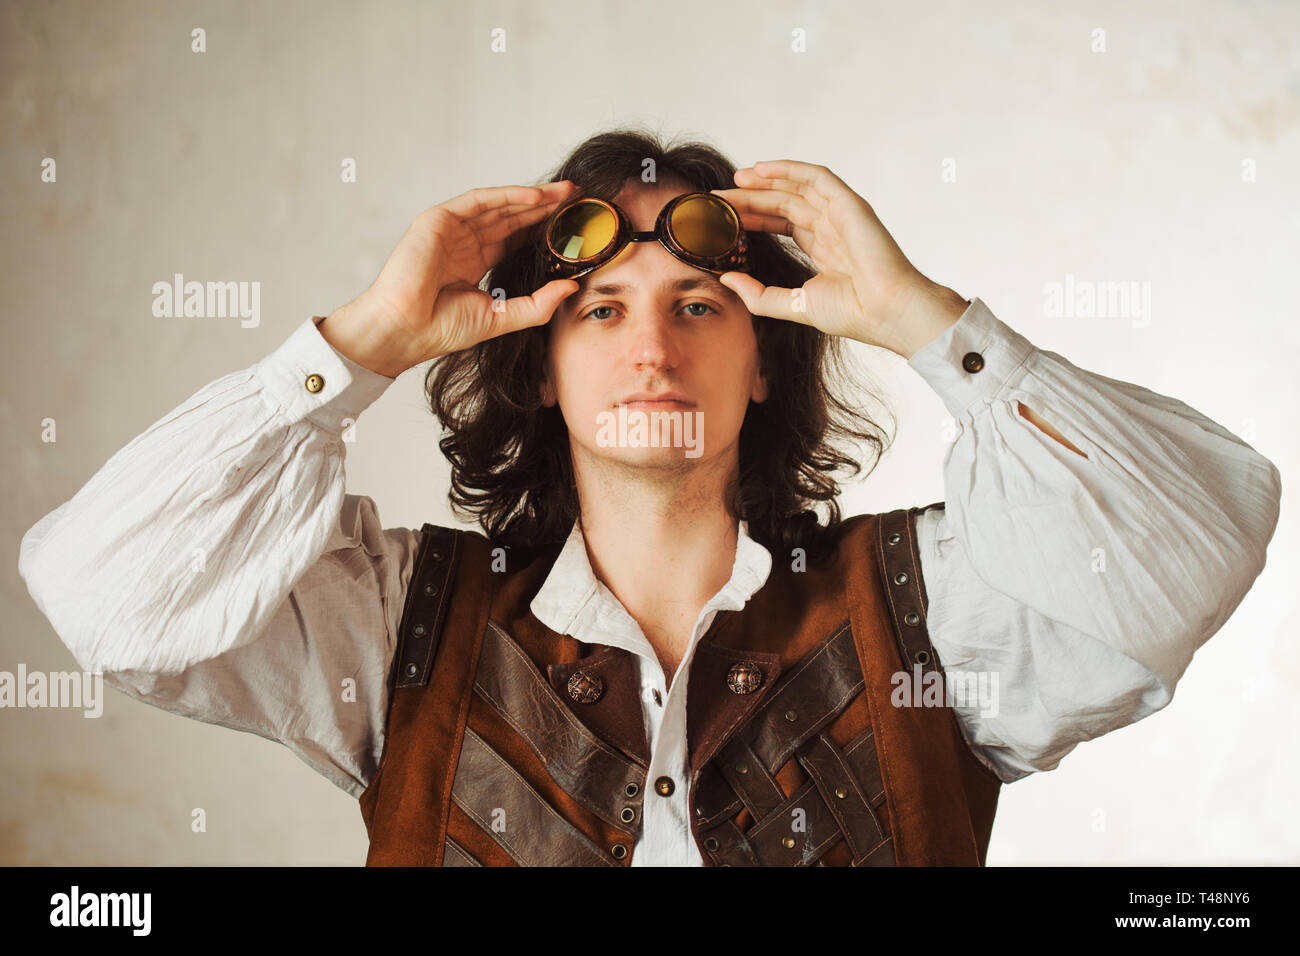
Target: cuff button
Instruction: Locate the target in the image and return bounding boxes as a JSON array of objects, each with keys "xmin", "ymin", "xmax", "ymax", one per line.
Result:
[
  {"xmin": 305, "ymin": 373, "xmax": 325, "ymax": 393},
  {"xmin": 961, "ymin": 352, "xmax": 984, "ymax": 373}
]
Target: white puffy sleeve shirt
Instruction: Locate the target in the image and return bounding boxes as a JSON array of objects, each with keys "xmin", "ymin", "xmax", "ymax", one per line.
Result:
[{"xmin": 18, "ymin": 301, "xmax": 1283, "ymax": 797}]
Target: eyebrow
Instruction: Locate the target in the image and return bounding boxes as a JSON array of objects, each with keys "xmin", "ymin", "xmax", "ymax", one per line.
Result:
[{"xmin": 571, "ymin": 274, "xmax": 733, "ymax": 304}]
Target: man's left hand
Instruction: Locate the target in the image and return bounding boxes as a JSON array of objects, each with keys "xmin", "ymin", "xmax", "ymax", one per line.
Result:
[{"xmin": 710, "ymin": 159, "xmax": 968, "ymax": 359}]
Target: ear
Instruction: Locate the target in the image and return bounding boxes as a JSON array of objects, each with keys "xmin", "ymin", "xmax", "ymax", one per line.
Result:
[
  {"xmin": 540, "ymin": 360, "xmax": 557, "ymax": 407},
  {"xmin": 750, "ymin": 366, "xmax": 769, "ymax": 404}
]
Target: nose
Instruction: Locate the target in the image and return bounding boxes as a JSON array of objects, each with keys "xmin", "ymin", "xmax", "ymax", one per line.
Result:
[{"xmin": 627, "ymin": 306, "xmax": 682, "ymax": 373}]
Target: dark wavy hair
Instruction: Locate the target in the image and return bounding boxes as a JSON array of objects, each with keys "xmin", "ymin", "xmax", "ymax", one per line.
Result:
[{"xmin": 425, "ymin": 126, "xmax": 895, "ymax": 566}]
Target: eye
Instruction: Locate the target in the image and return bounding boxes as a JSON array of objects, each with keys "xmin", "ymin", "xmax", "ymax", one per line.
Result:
[{"xmin": 579, "ymin": 302, "xmax": 720, "ymax": 321}]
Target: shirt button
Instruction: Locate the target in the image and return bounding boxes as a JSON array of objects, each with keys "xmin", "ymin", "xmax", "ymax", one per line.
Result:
[
  {"xmin": 305, "ymin": 373, "xmax": 326, "ymax": 393},
  {"xmin": 654, "ymin": 776, "xmax": 675, "ymax": 797},
  {"xmin": 961, "ymin": 352, "xmax": 984, "ymax": 373}
]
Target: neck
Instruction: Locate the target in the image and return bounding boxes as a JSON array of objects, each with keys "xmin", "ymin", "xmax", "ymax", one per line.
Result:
[{"xmin": 571, "ymin": 444, "xmax": 741, "ymax": 641}]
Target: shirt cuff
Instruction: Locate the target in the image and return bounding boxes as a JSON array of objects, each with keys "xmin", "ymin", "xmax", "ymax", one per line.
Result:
[
  {"xmin": 254, "ymin": 316, "xmax": 397, "ymax": 434},
  {"xmin": 906, "ymin": 296, "xmax": 1036, "ymax": 420}
]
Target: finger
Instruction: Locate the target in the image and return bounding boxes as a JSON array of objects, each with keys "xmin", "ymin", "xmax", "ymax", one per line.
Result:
[
  {"xmin": 711, "ymin": 201, "xmax": 816, "ymax": 249},
  {"xmin": 439, "ymin": 180, "xmax": 576, "ymax": 222},
  {"xmin": 487, "ymin": 279, "xmax": 580, "ymax": 337},
  {"xmin": 709, "ymin": 186, "xmax": 820, "ymax": 233},
  {"xmin": 737, "ymin": 160, "xmax": 857, "ymax": 211},
  {"xmin": 716, "ymin": 272, "xmax": 815, "ymax": 327},
  {"xmin": 468, "ymin": 197, "xmax": 567, "ymax": 246},
  {"xmin": 467, "ymin": 191, "xmax": 575, "ymax": 263}
]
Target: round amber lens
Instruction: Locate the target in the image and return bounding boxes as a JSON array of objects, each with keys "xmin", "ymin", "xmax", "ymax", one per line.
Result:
[
  {"xmin": 548, "ymin": 201, "xmax": 618, "ymax": 261},
  {"xmin": 668, "ymin": 195, "xmax": 739, "ymax": 257}
]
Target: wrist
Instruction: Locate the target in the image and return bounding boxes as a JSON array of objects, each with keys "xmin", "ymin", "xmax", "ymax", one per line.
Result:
[
  {"xmin": 885, "ymin": 281, "xmax": 968, "ymax": 361},
  {"xmin": 317, "ymin": 305, "xmax": 413, "ymax": 379}
]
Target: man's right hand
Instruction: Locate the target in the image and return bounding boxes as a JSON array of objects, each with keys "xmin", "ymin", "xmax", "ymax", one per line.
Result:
[{"xmin": 318, "ymin": 181, "xmax": 581, "ymax": 378}]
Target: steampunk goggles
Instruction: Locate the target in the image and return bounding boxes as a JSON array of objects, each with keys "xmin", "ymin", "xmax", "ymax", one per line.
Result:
[{"xmin": 542, "ymin": 191, "xmax": 749, "ymax": 281}]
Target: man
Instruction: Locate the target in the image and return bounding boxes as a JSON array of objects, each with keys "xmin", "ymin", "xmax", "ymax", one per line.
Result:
[{"xmin": 19, "ymin": 129, "xmax": 1282, "ymax": 866}]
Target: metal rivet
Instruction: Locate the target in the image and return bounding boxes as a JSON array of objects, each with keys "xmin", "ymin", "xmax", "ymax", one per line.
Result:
[
  {"xmin": 782, "ymin": 836, "xmax": 796, "ymax": 849},
  {"xmin": 567, "ymin": 670, "xmax": 603, "ymax": 704},
  {"xmin": 304, "ymin": 373, "xmax": 325, "ymax": 393},
  {"xmin": 625, "ymin": 782, "xmax": 640, "ymax": 798},
  {"xmin": 894, "ymin": 571, "xmax": 909, "ymax": 586},
  {"xmin": 620, "ymin": 807, "xmax": 636, "ymax": 823},
  {"xmin": 412, "ymin": 624, "xmax": 426, "ymax": 638},
  {"xmin": 726, "ymin": 661, "xmax": 764, "ymax": 695},
  {"xmin": 904, "ymin": 611, "xmax": 920, "ymax": 626},
  {"xmin": 430, "ymin": 550, "xmax": 443, "ymax": 562},
  {"xmin": 784, "ymin": 709, "xmax": 798, "ymax": 723},
  {"xmin": 703, "ymin": 836, "xmax": 719, "ymax": 851},
  {"xmin": 423, "ymin": 582, "xmax": 437, "ymax": 597},
  {"xmin": 886, "ymin": 532, "xmax": 901, "ymax": 546},
  {"xmin": 404, "ymin": 663, "xmax": 417, "ymax": 677},
  {"xmin": 611, "ymin": 844, "xmax": 628, "ymax": 860},
  {"xmin": 735, "ymin": 763, "xmax": 748, "ymax": 775},
  {"xmin": 835, "ymin": 787, "xmax": 847, "ymax": 799}
]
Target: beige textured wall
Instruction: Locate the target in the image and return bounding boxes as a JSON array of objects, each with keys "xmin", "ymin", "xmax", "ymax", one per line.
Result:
[{"xmin": 2, "ymin": 0, "xmax": 1296, "ymax": 864}]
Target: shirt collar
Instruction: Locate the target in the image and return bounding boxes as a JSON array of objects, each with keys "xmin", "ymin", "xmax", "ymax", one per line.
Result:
[{"xmin": 529, "ymin": 515, "xmax": 773, "ymax": 653}]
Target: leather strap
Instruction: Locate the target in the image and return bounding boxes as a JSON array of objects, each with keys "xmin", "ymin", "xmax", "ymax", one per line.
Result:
[
  {"xmin": 451, "ymin": 727, "xmax": 617, "ymax": 867},
  {"xmin": 474, "ymin": 621, "xmax": 646, "ymax": 834},
  {"xmin": 441, "ymin": 837, "xmax": 481, "ymax": 867},
  {"xmin": 876, "ymin": 504, "xmax": 943, "ymax": 676},
  {"xmin": 394, "ymin": 524, "xmax": 463, "ymax": 688},
  {"xmin": 702, "ymin": 726, "xmax": 890, "ymax": 867},
  {"xmin": 692, "ymin": 622, "xmax": 865, "ymax": 827}
]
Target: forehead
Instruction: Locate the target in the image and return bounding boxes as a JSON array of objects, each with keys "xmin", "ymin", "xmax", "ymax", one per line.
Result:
[{"xmin": 611, "ymin": 179, "xmax": 694, "ymax": 227}]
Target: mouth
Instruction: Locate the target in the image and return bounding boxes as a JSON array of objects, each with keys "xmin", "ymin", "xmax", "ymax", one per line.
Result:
[{"xmin": 614, "ymin": 393, "xmax": 696, "ymax": 410}]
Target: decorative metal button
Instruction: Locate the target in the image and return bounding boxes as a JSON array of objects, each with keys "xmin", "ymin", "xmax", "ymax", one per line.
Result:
[
  {"xmin": 655, "ymin": 776, "xmax": 675, "ymax": 797},
  {"xmin": 784, "ymin": 709, "xmax": 798, "ymax": 723},
  {"xmin": 567, "ymin": 670, "xmax": 603, "ymax": 704},
  {"xmin": 726, "ymin": 661, "xmax": 764, "ymax": 695},
  {"xmin": 835, "ymin": 787, "xmax": 848, "ymax": 799},
  {"xmin": 611, "ymin": 844, "xmax": 628, "ymax": 860},
  {"xmin": 305, "ymin": 373, "xmax": 325, "ymax": 393},
  {"xmin": 904, "ymin": 611, "xmax": 920, "ymax": 627},
  {"xmin": 962, "ymin": 351, "xmax": 985, "ymax": 373},
  {"xmin": 887, "ymin": 532, "xmax": 901, "ymax": 546},
  {"xmin": 893, "ymin": 571, "xmax": 909, "ymax": 585},
  {"xmin": 404, "ymin": 663, "xmax": 418, "ymax": 677},
  {"xmin": 782, "ymin": 836, "xmax": 796, "ymax": 849},
  {"xmin": 703, "ymin": 836, "xmax": 719, "ymax": 852}
]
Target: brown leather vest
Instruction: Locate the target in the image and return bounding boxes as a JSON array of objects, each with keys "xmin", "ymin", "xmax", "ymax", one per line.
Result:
[{"xmin": 358, "ymin": 506, "xmax": 1002, "ymax": 866}]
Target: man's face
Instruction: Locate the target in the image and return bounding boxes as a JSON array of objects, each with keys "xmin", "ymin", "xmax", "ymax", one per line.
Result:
[{"xmin": 542, "ymin": 180, "xmax": 768, "ymax": 475}]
